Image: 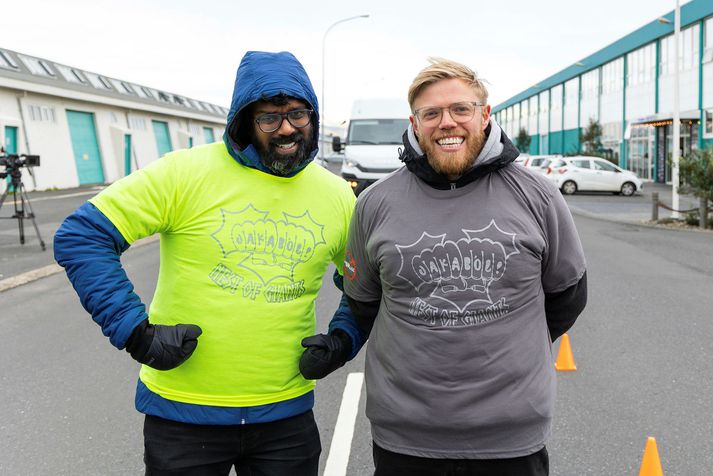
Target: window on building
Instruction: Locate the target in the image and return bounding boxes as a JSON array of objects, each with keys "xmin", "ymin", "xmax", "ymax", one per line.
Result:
[
  {"xmin": 19, "ymin": 55, "xmax": 56, "ymax": 77},
  {"xmin": 85, "ymin": 72, "xmax": 113, "ymax": 90},
  {"xmin": 660, "ymin": 24, "xmax": 700, "ymax": 74},
  {"xmin": 201, "ymin": 102, "xmax": 217, "ymax": 114},
  {"xmin": 704, "ymin": 17, "xmax": 713, "ymax": 63},
  {"xmin": 550, "ymin": 85, "xmax": 563, "ymax": 112},
  {"xmin": 108, "ymin": 78, "xmax": 136, "ymax": 95},
  {"xmin": 27, "ymin": 104, "xmax": 56, "ymax": 122},
  {"xmin": 143, "ymin": 87, "xmax": 158, "ymax": 100},
  {"xmin": 539, "ymin": 91, "xmax": 549, "ymax": 113},
  {"xmin": 580, "ymin": 69, "xmax": 599, "ymax": 100},
  {"xmin": 128, "ymin": 115, "xmax": 147, "ymax": 131},
  {"xmin": 0, "ymin": 50, "xmax": 19, "ymax": 70},
  {"xmin": 56, "ymin": 64, "xmax": 87, "ymax": 84},
  {"xmin": 601, "ymin": 58, "xmax": 623, "ymax": 94},
  {"xmin": 627, "ymin": 43, "xmax": 655, "ymax": 86},
  {"xmin": 705, "ymin": 109, "xmax": 713, "ymax": 136}
]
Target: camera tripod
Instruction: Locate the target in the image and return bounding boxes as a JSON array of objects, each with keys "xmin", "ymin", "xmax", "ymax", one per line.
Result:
[{"xmin": 0, "ymin": 168, "xmax": 46, "ymax": 251}]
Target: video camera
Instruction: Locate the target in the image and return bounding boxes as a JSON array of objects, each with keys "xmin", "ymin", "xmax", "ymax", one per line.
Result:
[{"xmin": 0, "ymin": 153, "xmax": 40, "ymax": 171}]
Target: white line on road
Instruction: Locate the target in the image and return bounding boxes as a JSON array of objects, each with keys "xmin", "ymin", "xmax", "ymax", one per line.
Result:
[{"xmin": 323, "ymin": 372, "xmax": 364, "ymax": 476}]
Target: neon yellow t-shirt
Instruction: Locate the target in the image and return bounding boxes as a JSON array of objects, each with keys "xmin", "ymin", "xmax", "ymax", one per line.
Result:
[{"xmin": 90, "ymin": 142, "xmax": 355, "ymax": 406}]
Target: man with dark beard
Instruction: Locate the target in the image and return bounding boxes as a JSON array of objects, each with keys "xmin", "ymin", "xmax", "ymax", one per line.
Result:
[
  {"xmin": 54, "ymin": 51, "xmax": 363, "ymax": 475},
  {"xmin": 300, "ymin": 58, "xmax": 588, "ymax": 475}
]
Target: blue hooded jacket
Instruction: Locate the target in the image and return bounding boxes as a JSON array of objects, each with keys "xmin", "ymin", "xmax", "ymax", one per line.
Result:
[
  {"xmin": 54, "ymin": 50, "xmax": 363, "ymax": 426},
  {"xmin": 223, "ymin": 51, "xmax": 319, "ymax": 177}
]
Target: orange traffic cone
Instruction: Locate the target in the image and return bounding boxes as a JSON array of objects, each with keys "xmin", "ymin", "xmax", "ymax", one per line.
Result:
[
  {"xmin": 555, "ymin": 333, "xmax": 576, "ymax": 371},
  {"xmin": 638, "ymin": 437, "xmax": 664, "ymax": 476}
]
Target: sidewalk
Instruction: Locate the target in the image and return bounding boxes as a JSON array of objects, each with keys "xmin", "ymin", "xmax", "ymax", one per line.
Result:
[{"xmin": 564, "ymin": 182, "xmax": 704, "ymax": 225}]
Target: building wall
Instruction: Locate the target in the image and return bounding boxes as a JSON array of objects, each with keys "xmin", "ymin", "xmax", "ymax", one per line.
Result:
[
  {"xmin": 0, "ymin": 87, "xmax": 224, "ymax": 190},
  {"xmin": 703, "ymin": 17, "xmax": 713, "ymax": 144}
]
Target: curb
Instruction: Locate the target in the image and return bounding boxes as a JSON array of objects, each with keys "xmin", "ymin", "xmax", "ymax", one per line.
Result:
[
  {"xmin": 0, "ymin": 234, "xmax": 160, "ymax": 293},
  {"xmin": 568, "ymin": 205, "xmax": 713, "ymax": 234}
]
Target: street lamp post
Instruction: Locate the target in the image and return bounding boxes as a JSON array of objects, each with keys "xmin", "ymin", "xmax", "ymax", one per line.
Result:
[
  {"xmin": 321, "ymin": 14, "xmax": 369, "ymax": 160},
  {"xmin": 671, "ymin": 0, "xmax": 681, "ymax": 219}
]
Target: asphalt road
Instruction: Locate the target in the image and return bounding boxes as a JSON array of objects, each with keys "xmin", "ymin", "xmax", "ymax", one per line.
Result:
[{"xmin": 1, "ymin": 170, "xmax": 712, "ymax": 475}]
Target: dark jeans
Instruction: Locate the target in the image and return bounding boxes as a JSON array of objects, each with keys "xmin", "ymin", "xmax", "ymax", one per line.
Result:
[
  {"xmin": 143, "ymin": 411, "xmax": 321, "ymax": 476},
  {"xmin": 373, "ymin": 442, "xmax": 549, "ymax": 476}
]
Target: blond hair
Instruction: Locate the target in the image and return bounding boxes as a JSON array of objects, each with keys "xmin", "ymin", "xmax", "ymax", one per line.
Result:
[{"xmin": 408, "ymin": 57, "xmax": 489, "ymax": 109}]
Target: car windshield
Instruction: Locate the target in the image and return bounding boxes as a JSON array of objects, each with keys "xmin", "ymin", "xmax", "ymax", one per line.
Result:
[{"xmin": 347, "ymin": 119, "xmax": 409, "ymax": 145}]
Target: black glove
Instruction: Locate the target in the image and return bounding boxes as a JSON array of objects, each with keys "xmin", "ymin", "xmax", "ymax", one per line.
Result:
[
  {"xmin": 125, "ymin": 319, "xmax": 202, "ymax": 371},
  {"xmin": 299, "ymin": 330, "xmax": 351, "ymax": 380}
]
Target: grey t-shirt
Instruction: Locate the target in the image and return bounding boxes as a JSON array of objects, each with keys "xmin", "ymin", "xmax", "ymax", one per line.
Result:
[{"xmin": 344, "ymin": 163, "xmax": 586, "ymax": 459}]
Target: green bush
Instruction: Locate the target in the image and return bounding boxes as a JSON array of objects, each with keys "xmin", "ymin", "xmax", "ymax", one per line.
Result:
[{"xmin": 678, "ymin": 147, "xmax": 713, "ymax": 202}]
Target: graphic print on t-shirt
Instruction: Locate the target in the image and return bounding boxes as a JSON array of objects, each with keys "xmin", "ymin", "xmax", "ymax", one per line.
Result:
[
  {"xmin": 209, "ymin": 204, "xmax": 325, "ymax": 303},
  {"xmin": 395, "ymin": 219, "xmax": 520, "ymax": 326}
]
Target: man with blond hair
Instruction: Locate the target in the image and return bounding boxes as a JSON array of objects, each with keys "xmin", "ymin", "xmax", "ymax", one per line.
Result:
[{"xmin": 302, "ymin": 58, "xmax": 588, "ymax": 475}]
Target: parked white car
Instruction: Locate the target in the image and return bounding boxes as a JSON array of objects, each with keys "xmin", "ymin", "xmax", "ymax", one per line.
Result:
[
  {"xmin": 517, "ymin": 154, "xmax": 560, "ymax": 170},
  {"xmin": 545, "ymin": 156, "xmax": 643, "ymax": 196}
]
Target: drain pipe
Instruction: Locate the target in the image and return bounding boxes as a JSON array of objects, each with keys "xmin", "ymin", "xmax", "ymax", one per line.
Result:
[{"xmin": 16, "ymin": 92, "xmax": 37, "ymax": 189}]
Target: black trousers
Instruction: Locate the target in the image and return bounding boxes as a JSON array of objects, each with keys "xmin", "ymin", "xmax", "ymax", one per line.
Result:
[
  {"xmin": 373, "ymin": 442, "xmax": 549, "ymax": 476},
  {"xmin": 143, "ymin": 411, "xmax": 321, "ymax": 476}
]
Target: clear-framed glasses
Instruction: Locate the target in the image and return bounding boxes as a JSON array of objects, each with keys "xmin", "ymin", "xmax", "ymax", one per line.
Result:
[
  {"xmin": 413, "ymin": 101, "xmax": 485, "ymax": 127},
  {"xmin": 254, "ymin": 109, "xmax": 313, "ymax": 133}
]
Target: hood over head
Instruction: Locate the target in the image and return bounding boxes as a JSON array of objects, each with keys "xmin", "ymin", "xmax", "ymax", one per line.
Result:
[
  {"xmin": 222, "ymin": 51, "xmax": 320, "ymax": 176},
  {"xmin": 399, "ymin": 117, "xmax": 519, "ymax": 189}
]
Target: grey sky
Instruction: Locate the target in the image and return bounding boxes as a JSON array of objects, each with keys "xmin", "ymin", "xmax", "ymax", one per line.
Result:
[{"xmin": 1, "ymin": 0, "xmax": 678, "ymax": 126}]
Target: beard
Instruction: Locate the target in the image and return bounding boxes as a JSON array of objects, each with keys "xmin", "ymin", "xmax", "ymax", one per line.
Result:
[
  {"xmin": 257, "ymin": 131, "xmax": 312, "ymax": 176},
  {"xmin": 419, "ymin": 128, "xmax": 486, "ymax": 179}
]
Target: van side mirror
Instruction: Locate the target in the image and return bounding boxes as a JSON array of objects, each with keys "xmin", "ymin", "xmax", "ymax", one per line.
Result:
[{"xmin": 332, "ymin": 136, "xmax": 343, "ymax": 153}]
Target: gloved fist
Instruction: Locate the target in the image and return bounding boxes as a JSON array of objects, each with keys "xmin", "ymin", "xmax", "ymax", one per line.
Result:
[
  {"xmin": 299, "ymin": 330, "xmax": 351, "ymax": 380},
  {"xmin": 125, "ymin": 319, "xmax": 202, "ymax": 371}
]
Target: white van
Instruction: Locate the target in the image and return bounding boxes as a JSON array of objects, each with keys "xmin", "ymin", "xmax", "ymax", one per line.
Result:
[{"xmin": 332, "ymin": 98, "xmax": 411, "ymax": 195}]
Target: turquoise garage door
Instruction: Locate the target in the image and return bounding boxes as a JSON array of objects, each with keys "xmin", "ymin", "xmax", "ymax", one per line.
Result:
[
  {"xmin": 66, "ymin": 110, "xmax": 105, "ymax": 184},
  {"xmin": 203, "ymin": 127, "xmax": 215, "ymax": 143},
  {"xmin": 152, "ymin": 120, "xmax": 173, "ymax": 157},
  {"xmin": 4, "ymin": 126, "xmax": 18, "ymax": 190}
]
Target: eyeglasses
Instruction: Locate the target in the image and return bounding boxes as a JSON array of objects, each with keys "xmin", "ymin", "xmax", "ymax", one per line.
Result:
[
  {"xmin": 254, "ymin": 109, "xmax": 313, "ymax": 133},
  {"xmin": 413, "ymin": 102, "xmax": 485, "ymax": 127}
]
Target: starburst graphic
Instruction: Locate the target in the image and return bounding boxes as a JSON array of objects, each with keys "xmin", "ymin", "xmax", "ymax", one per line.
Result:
[{"xmin": 210, "ymin": 204, "xmax": 327, "ymax": 285}]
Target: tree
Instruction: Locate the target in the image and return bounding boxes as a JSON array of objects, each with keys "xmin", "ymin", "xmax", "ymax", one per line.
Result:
[
  {"xmin": 515, "ymin": 128, "xmax": 531, "ymax": 154},
  {"xmin": 678, "ymin": 146, "xmax": 713, "ymax": 228},
  {"xmin": 580, "ymin": 118, "xmax": 603, "ymax": 156}
]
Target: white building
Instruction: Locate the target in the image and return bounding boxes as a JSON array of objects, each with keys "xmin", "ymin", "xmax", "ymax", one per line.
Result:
[
  {"xmin": 0, "ymin": 47, "xmax": 227, "ymax": 191},
  {"xmin": 493, "ymin": 0, "xmax": 713, "ymax": 184}
]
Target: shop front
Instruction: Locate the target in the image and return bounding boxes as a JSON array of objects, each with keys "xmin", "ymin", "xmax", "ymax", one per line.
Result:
[{"xmin": 629, "ymin": 111, "xmax": 700, "ymax": 183}]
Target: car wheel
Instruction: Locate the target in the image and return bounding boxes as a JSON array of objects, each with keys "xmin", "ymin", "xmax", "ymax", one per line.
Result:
[
  {"xmin": 620, "ymin": 182, "xmax": 636, "ymax": 197},
  {"xmin": 561, "ymin": 180, "xmax": 577, "ymax": 195}
]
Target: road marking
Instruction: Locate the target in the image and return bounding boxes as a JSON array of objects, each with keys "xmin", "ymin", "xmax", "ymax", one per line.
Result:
[
  {"xmin": 29, "ymin": 188, "xmax": 104, "ymax": 202},
  {"xmin": 0, "ymin": 263, "xmax": 63, "ymax": 292},
  {"xmin": 323, "ymin": 372, "xmax": 364, "ymax": 476},
  {"xmin": 0, "ymin": 234, "xmax": 159, "ymax": 293}
]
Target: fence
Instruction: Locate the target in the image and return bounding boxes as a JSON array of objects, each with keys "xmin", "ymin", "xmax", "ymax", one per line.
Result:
[{"xmin": 651, "ymin": 192, "xmax": 711, "ymax": 229}]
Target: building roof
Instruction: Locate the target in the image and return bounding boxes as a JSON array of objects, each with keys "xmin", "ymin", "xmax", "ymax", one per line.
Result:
[
  {"xmin": 493, "ymin": 0, "xmax": 713, "ymax": 113},
  {"xmin": 0, "ymin": 46, "xmax": 228, "ymax": 123}
]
